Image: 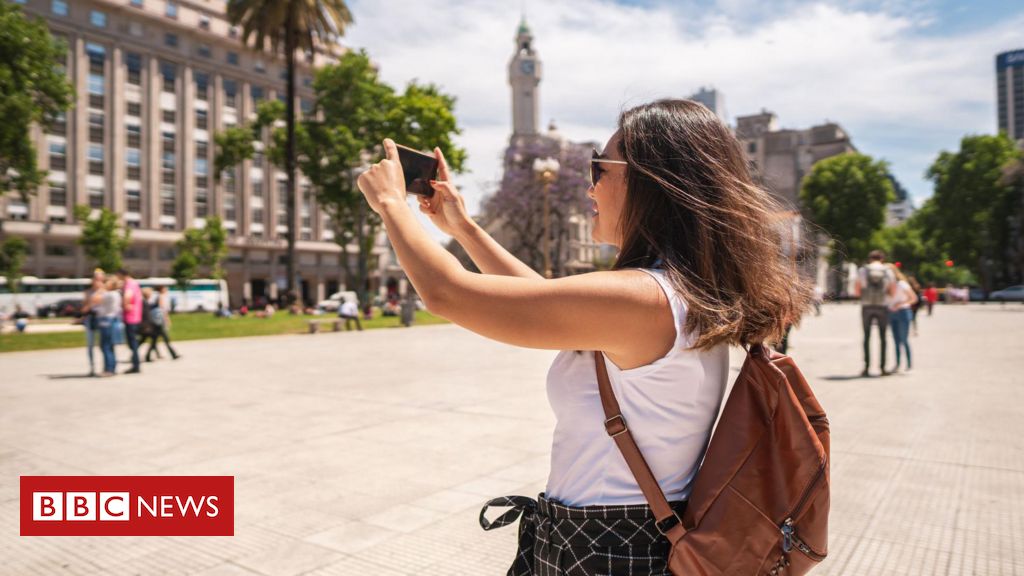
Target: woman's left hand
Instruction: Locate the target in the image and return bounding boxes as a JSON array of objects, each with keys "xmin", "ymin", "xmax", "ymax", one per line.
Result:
[{"xmin": 357, "ymin": 139, "xmax": 407, "ymax": 214}]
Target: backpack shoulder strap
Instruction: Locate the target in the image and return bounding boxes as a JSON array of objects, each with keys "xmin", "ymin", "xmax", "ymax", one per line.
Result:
[{"xmin": 594, "ymin": 351, "xmax": 687, "ymax": 542}]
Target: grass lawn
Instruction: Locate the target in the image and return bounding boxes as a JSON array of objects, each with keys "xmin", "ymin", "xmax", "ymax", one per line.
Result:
[{"xmin": 0, "ymin": 310, "xmax": 449, "ymax": 354}]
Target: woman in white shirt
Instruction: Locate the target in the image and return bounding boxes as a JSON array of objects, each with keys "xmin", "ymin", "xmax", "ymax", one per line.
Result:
[
  {"xmin": 356, "ymin": 99, "xmax": 813, "ymax": 575},
  {"xmin": 887, "ymin": 264, "xmax": 918, "ymax": 372}
]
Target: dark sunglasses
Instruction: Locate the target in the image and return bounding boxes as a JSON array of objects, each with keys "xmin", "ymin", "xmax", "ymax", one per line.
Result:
[{"xmin": 591, "ymin": 149, "xmax": 628, "ymax": 186}]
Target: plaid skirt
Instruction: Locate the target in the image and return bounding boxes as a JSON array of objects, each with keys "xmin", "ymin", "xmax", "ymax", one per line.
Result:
[{"xmin": 480, "ymin": 493, "xmax": 688, "ymax": 576}]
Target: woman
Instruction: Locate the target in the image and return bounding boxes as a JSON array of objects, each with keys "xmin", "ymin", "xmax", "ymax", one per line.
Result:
[
  {"xmin": 81, "ymin": 269, "xmax": 105, "ymax": 376},
  {"xmin": 888, "ymin": 265, "xmax": 918, "ymax": 372},
  {"xmin": 95, "ymin": 277, "xmax": 122, "ymax": 377},
  {"xmin": 357, "ymin": 100, "xmax": 811, "ymax": 574}
]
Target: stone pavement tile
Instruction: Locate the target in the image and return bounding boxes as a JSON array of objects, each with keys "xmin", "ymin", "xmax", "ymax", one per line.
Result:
[
  {"xmin": 101, "ymin": 545, "xmax": 225, "ymax": 575},
  {"xmin": 450, "ymin": 474, "xmax": 537, "ymax": 497},
  {"xmin": 304, "ymin": 519, "xmax": 400, "ymax": 554},
  {"xmin": 946, "ymin": 553, "xmax": 1024, "ymax": 576},
  {"xmin": 360, "ymin": 503, "xmax": 451, "ymax": 534},
  {"xmin": 230, "ymin": 539, "xmax": 344, "ymax": 576},
  {"xmin": 302, "ymin": 554, "xmax": 409, "ymax": 576},
  {"xmin": 408, "ymin": 489, "xmax": 488, "ymax": 514},
  {"xmin": 252, "ymin": 508, "xmax": 351, "ymax": 539},
  {"xmin": 169, "ymin": 526, "xmax": 287, "ymax": 564},
  {"xmin": 948, "ymin": 527, "xmax": 1024, "ymax": 563},
  {"xmin": 192, "ymin": 562, "xmax": 266, "ymax": 576},
  {"xmin": 354, "ymin": 532, "xmax": 459, "ymax": 574}
]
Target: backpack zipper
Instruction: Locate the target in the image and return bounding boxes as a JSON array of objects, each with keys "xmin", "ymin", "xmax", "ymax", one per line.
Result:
[{"xmin": 778, "ymin": 457, "xmax": 827, "ymax": 561}]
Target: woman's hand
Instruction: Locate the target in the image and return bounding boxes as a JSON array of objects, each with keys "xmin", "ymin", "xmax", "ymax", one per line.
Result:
[
  {"xmin": 418, "ymin": 147, "xmax": 473, "ymax": 237},
  {"xmin": 357, "ymin": 139, "xmax": 408, "ymax": 214}
]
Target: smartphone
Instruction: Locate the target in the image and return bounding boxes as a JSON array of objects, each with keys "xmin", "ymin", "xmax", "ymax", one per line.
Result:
[{"xmin": 395, "ymin": 144, "xmax": 439, "ymax": 198}]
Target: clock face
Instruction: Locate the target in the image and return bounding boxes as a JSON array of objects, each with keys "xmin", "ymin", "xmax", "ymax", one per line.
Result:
[{"xmin": 520, "ymin": 60, "xmax": 535, "ymax": 75}]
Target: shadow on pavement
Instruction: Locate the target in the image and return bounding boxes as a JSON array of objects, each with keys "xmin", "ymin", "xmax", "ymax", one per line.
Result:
[{"xmin": 46, "ymin": 374, "xmax": 96, "ymax": 380}]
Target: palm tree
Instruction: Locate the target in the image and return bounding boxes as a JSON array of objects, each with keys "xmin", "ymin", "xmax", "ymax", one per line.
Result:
[{"xmin": 226, "ymin": 0, "xmax": 352, "ymax": 305}]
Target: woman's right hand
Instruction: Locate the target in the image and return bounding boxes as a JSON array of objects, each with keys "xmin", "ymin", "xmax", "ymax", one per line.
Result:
[{"xmin": 418, "ymin": 147, "xmax": 473, "ymax": 238}]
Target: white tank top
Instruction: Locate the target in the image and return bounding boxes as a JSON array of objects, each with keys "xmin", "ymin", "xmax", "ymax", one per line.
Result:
[{"xmin": 545, "ymin": 268, "xmax": 729, "ymax": 506}]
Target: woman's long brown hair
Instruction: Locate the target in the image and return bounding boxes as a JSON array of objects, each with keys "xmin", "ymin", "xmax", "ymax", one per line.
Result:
[{"xmin": 613, "ymin": 99, "xmax": 812, "ymax": 349}]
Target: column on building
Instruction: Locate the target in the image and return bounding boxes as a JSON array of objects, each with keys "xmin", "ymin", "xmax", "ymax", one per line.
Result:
[
  {"xmin": 72, "ymin": 35, "xmax": 89, "ymax": 211},
  {"xmin": 181, "ymin": 65, "xmax": 195, "ymax": 227},
  {"xmin": 146, "ymin": 55, "xmax": 161, "ymax": 230},
  {"xmin": 110, "ymin": 45, "xmax": 126, "ymax": 215}
]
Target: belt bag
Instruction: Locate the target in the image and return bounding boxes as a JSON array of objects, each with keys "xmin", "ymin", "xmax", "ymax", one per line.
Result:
[{"xmin": 593, "ymin": 344, "xmax": 830, "ymax": 575}]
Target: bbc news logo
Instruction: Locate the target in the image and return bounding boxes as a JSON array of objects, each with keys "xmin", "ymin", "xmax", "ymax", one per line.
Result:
[{"xmin": 21, "ymin": 476, "xmax": 233, "ymax": 536}]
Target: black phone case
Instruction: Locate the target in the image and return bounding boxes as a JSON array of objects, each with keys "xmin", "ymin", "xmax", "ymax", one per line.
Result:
[{"xmin": 396, "ymin": 145, "xmax": 439, "ymax": 198}]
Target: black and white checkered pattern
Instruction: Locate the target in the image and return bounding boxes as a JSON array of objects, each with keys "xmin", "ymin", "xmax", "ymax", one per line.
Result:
[{"xmin": 480, "ymin": 493, "xmax": 687, "ymax": 576}]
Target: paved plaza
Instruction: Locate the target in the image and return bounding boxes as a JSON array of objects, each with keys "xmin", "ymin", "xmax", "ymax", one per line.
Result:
[{"xmin": 2, "ymin": 303, "xmax": 1023, "ymax": 575}]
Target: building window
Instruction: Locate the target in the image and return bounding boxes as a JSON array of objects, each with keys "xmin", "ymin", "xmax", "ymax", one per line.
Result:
[
  {"xmin": 127, "ymin": 102, "xmax": 142, "ymax": 118},
  {"xmin": 251, "ymin": 86, "xmax": 264, "ymax": 102},
  {"xmin": 88, "ymin": 145, "xmax": 104, "ymax": 176},
  {"xmin": 224, "ymin": 79, "xmax": 237, "ymax": 108},
  {"xmin": 195, "ymin": 72, "xmax": 209, "ymax": 101},
  {"xmin": 227, "ymin": 52, "xmax": 239, "ymax": 66},
  {"xmin": 126, "ymin": 189, "xmax": 141, "ymax": 212},
  {"xmin": 48, "ymin": 112, "xmax": 67, "ymax": 135},
  {"xmin": 165, "ymin": 1, "xmax": 177, "ymax": 18},
  {"xmin": 88, "ymin": 113, "xmax": 104, "ymax": 144},
  {"xmin": 90, "ymin": 11, "xmax": 106, "ymax": 27},
  {"xmin": 128, "ymin": 22, "xmax": 143, "ymax": 37},
  {"xmin": 162, "ymin": 152, "xmax": 175, "ymax": 171},
  {"xmin": 48, "ymin": 182, "xmax": 67, "ymax": 206},
  {"xmin": 195, "ymin": 158, "xmax": 209, "ymax": 177},
  {"xmin": 161, "ymin": 185, "xmax": 176, "ymax": 216},
  {"xmin": 165, "ymin": 33, "xmax": 178, "ymax": 48},
  {"xmin": 252, "ymin": 208, "xmax": 264, "ymax": 223},
  {"xmin": 228, "ymin": 26, "xmax": 239, "ymax": 38},
  {"xmin": 254, "ymin": 59, "xmax": 266, "ymax": 74},
  {"xmin": 162, "ymin": 109, "xmax": 176, "ymax": 124},
  {"xmin": 195, "ymin": 108, "xmax": 208, "ymax": 130},
  {"xmin": 126, "ymin": 123, "xmax": 142, "ymax": 147},
  {"xmin": 49, "ymin": 142, "xmax": 66, "ymax": 171},
  {"xmin": 160, "ymin": 61, "xmax": 176, "ymax": 92},
  {"xmin": 748, "ymin": 142, "xmax": 757, "ymax": 154},
  {"xmin": 195, "ymin": 189, "xmax": 208, "ymax": 218},
  {"xmin": 199, "ymin": 14, "xmax": 210, "ymax": 30},
  {"xmin": 46, "ymin": 244, "xmax": 73, "ymax": 257},
  {"xmin": 251, "ymin": 181, "xmax": 263, "ymax": 198},
  {"xmin": 126, "ymin": 148, "xmax": 141, "ymax": 180},
  {"xmin": 89, "ymin": 187, "xmax": 104, "ymax": 209},
  {"xmin": 196, "ymin": 140, "xmax": 209, "ymax": 158},
  {"xmin": 197, "ymin": 44, "xmax": 211, "ymax": 58},
  {"xmin": 88, "ymin": 74, "xmax": 105, "ymax": 99},
  {"xmin": 126, "ymin": 52, "xmax": 142, "ymax": 85},
  {"xmin": 52, "ymin": 0, "xmax": 68, "ymax": 16},
  {"xmin": 224, "ymin": 194, "xmax": 236, "ymax": 221}
]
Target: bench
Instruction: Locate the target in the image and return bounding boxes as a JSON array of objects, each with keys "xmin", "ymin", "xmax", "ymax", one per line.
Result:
[{"xmin": 308, "ymin": 319, "xmax": 342, "ymax": 333}]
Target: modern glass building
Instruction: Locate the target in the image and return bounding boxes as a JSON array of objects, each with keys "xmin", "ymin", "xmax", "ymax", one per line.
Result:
[{"xmin": 997, "ymin": 49, "xmax": 1024, "ymax": 142}]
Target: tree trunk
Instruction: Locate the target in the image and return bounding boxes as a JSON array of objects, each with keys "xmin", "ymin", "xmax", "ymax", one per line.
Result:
[
  {"xmin": 284, "ymin": 12, "xmax": 298, "ymax": 305},
  {"xmin": 356, "ymin": 201, "xmax": 368, "ymax": 313}
]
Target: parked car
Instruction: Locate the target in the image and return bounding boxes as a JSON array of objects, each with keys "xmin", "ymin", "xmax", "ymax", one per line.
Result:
[
  {"xmin": 989, "ymin": 285, "xmax": 1024, "ymax": 302},
  {"xmin": 316, "ymin": 291, "xmax": 359, "ymax": 312},
  {"xmin": 968, "ymin": 287, "xmax": 988, "ymax": 302},
  {"xmin": 38, "ymin": 298, "xmax": 85, "ymax": 318}
]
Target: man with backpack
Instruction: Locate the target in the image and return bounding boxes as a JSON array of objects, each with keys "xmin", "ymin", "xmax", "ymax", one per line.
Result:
[{"xmin": 855, "ymin": 250, "xmax": 897, "ymax": 377}]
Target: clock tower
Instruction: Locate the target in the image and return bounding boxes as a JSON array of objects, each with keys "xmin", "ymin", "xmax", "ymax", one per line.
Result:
[{"xmin": 509, "ymin": 18, "xmax": 541, "ymax": 138}]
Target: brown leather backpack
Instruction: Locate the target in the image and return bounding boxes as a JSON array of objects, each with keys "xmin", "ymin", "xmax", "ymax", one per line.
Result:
[{"xmin": 595, "ymin": 344, "xmax": 829, "ymax": 575}]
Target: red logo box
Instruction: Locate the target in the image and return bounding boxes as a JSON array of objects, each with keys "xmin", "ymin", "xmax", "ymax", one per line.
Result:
[{"xmin": 21, "ymin": 476, "xmax": 234, "ymax": 536}]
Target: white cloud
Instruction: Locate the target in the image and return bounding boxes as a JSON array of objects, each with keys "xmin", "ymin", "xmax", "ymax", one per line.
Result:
[{"xmin": 343, "ymin": 0, "xmax": 1024, "ymax": 242}]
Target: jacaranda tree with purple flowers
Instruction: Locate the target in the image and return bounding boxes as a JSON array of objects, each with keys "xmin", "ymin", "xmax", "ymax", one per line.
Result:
[{"xmin": 480, "ymin": 137, "xmax": 593, "ymax": 276}]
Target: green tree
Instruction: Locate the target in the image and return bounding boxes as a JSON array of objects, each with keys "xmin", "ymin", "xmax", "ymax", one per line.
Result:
[
  {"xmin": 922, "ymin": 134, "xmax": 1023, "ymax": 291},
  {"xmin": 226, "ymin": 0, "xmax": 353, "ymax": 305},
  {"xmin": 299, "ymin": 51, "xmax": 466, "ymax": 307},
  {"xmin": 800, "ymin": 153, "xmax": 895, "ymax": 293},
  {"xmin": 74, "ymin": 205, "xmax": 131, "ymax": 273},
  {"xmin": 0, "ymin": 235, "xmax": 29, "ymax": 291},
  {"xmin": 0, "ymin": 2, "xmax": 74, "ymax": 204},
  {"xmin": 171, "ymin": 217, "xmax": 229, "ymax": 306}
]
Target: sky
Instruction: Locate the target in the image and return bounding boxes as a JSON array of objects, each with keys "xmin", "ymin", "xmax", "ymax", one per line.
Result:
[{"xmin": 341, "ymin": 0, "xmax": 1024, "ymax": 243}]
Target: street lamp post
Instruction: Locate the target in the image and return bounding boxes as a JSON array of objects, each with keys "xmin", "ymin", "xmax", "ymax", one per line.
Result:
[{"xmin": 533, "ymin": 157, "xmax": 560, "ymax": 279}]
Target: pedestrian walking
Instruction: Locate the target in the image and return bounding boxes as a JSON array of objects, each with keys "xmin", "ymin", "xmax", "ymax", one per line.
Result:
[
  {"xmin": 358, "ymin": 99, "xmax": 813, "ymax": 574},
  {"xmin": 908, "ymin": 276, "xmax": 923, "ymax": 336},
  {"xmin": 145, "ymin": 286, "xmax": 180, "ymax": 361},
  {"xmin": 95, "ymin": 277, "xmax": 121, "ymax": 377},
  {"xmin": 888, "ymin": 265, "xmax": 918, "ymax": 372},
  {"xmin": 923, "ymin": 283, "xmax": 939, "ymax": 316},
  {"xmin": 116, "ymin": 269, "xmax": 143, "ymax": 374},
  {"xmin": 81, "ymin": 269, "xmax": 105, "ymax": 376},
  {"xmin": 338, "ymin": 298, "xmax": 363, "ymax": 331},
  {"xmin": 856, "ymin": 250, "xmax": 897, "ymax": 377}
]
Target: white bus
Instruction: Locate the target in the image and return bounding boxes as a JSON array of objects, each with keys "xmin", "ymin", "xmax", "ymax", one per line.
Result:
[{"xmin": 0, "ymin": 276, "xmax": 229, "ymax": 316}]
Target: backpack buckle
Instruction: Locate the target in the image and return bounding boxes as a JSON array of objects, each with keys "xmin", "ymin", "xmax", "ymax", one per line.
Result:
[
  {"xmin": 604, "ymin": 414, "xmax": 628, "ymax": 437},
  {"xmin": 655, "ymin": 511, "xmax": 683, "ymax": 536}
]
